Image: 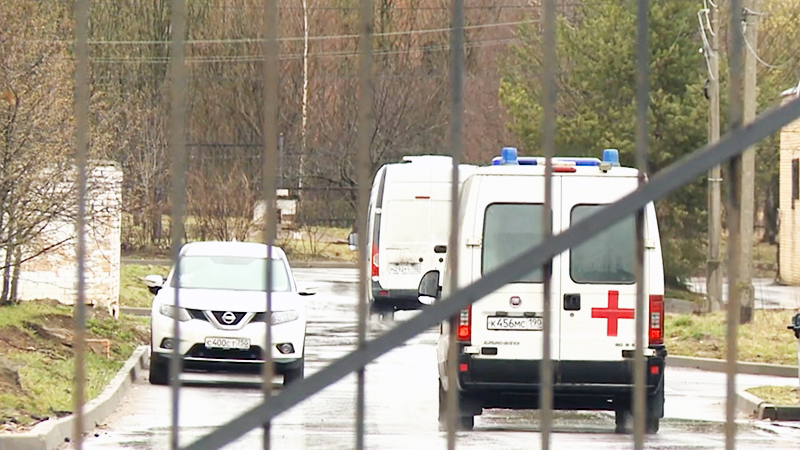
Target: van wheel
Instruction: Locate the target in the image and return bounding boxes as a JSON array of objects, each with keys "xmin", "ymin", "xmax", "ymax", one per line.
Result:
[
  {"xmin": 458, "ymin": 415, "xmax": 475, "ymax": 430},
  {"xmin": 614, "ymin": 408, "xmax": 629, "ymax": 434}
]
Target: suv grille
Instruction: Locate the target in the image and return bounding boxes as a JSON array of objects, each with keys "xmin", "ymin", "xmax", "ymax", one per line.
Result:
[{"xmin": 211, "ymin": 311, "xmax": 248, "ymax": 326}]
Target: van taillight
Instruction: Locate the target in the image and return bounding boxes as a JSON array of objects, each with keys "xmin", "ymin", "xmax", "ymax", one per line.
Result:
[
  {"xmin": 648, "ymin": 294, "xmax": 664, "ymax": 345},
  {"xmin": 457, "ymin": 306, "xmax": 471, "ymax": 342},
  {"xmin": 371, "ymin": 243, "xmax": 379, "ymax": 277}
]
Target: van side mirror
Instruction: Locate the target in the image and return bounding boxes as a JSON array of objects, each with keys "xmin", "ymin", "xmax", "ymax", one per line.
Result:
[
  {"xmin": 143, "ymin": 274, "xmax": 165, "ymax": 295},
  {"xmin": 348, "ymin": 232, "xmax": 358, "ymax": 251},
  {"xmin": 418, "ymin": 270, "xmax": 441, "ymax": 305}
]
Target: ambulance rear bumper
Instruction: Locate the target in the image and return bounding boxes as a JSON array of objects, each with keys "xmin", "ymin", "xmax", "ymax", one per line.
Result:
[{"xmin": 456, "ymin": 351, "xmax": 665, "ymax": 410}]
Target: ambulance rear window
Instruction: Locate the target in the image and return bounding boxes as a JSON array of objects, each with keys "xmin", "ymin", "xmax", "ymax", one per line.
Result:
[
  {"xmin": 569, "ymin": 205, "xmax": 636, "ymax": 284},
  {"xmin": 482, "ymin": 203, "xmax": 548, "ymax": 283}
]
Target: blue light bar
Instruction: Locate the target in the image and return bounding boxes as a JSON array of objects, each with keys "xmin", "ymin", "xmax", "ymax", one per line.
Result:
[{"xmin": 491, "ymin": 156, "xmax": 601, "ymax": 166}]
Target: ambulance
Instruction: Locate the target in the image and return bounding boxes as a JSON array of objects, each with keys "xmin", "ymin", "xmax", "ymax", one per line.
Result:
[
  {"xmin": 350, "ymin": 155, "xmax": 477, "ymax": 315},
  {"xmin": 418, "ymin": 148, "xmax": 666, "ymax": 433}
]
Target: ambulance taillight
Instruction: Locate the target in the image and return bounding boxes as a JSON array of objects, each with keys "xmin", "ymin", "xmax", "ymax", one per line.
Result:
[
  {"xmin": 457, "ymin": 306, "xmax": 471, "ymax": 342},
  {"xmin": 648, "ymin": 294, "xmax": 664, "ymax": 345},
  {"xmin": 371, "ymin": 243, "xmax": 379, "ymax": 277}
]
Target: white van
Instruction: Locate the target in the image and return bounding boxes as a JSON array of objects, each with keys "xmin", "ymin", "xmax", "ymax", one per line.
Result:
[
  {"xmin": 419, "ymin": 148, "xmax": 666, "ymax": 433},
  {"xmin": 350, "ymin": 155, "xmax": 477, "ymax": 314}
]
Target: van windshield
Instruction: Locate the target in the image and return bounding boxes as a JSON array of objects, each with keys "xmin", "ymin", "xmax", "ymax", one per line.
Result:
[
  {"xmin": 482, "ymin": 203, "xmax": 547, "ymax": 282},
  {"xmin": 169, "ymin": 256, "xmax": 292, "ymax": 292},
  {"xmin": 570, "ymin": 205, "xmax": 636, "ymax": 284}
]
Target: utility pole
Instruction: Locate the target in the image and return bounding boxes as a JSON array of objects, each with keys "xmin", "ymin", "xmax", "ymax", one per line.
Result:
[
  {"xmin": 739, "ymin": 1, "xmax": 758, "ymax": 323},
  {"xmin": 706, "ymin": 2, "xmax": 723, "ymax": 312}
]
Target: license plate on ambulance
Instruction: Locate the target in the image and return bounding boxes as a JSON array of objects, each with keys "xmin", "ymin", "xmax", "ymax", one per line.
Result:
[
  {"xmin": 204, "ymin": 337, "xmax": 251, "ymax": 350},
  {"xmin": 487, "ymin": 316, "xmax": 543, "ymax": 331},
  {"xmin": 387, "ymin": 263, "xmax": 420, "ymax": 275}
]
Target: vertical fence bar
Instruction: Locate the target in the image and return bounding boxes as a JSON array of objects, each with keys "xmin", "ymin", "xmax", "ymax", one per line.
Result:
[
  {"xmin": 261, "ymin": 0, "xmax": 279, "ymax": 447},
  {"xmin": 632, "ymin": 0, "xmax": 649, "ymax": 446},
  {"xmin": 169, "ymin": 0, "xmax": 188, "ymax": 448},
  {"xmin": 73, "ymin": 0, "xmax": 90, "ymax": 447},
  {"xmin": 355, "ymin": 0, "xmax": 374, "ymax": 446},
  {"xmin": 539, "ymin": 0, "xmax": 556, "ymax": 447},
  {"xmin": 445, "ymin": 0, "xmax": 464, "ymax": 446},
  {"xmin": 726, "ymin": 1, "xmax": 744, "ymax": 449}
]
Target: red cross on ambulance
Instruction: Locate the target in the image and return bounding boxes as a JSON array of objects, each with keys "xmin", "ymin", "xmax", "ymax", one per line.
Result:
[{"xmin": 591, "ymin": 290, "xmax": 635, "ymax": 336}]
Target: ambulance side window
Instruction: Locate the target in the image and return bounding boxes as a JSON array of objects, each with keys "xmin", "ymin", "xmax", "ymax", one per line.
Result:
[
  {"xmin": 569, "ymin": 205, "xmax": 636, "ymax": 284},
  {"xmin": 481, "ymin": 203, "xmax": 547, "ymax": 282}
]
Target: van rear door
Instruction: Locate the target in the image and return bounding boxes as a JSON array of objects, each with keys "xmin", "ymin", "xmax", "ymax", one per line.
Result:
[
  {"xmin": 558, "ymin": 175, "xmax": 639, "ymax": 372},
  {"xmin": 467, "ymin": 175, "xmax": 561, "ymax": 371}
]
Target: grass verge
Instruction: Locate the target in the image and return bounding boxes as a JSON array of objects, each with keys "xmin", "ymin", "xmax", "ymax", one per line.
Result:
[
  {"xmin": 746, "ymin": 386, "xmax": 799, "ymax": 405},
  {"xmin": 0, "ymin": 301, "xmax": 149, "ymax": 431},
  {"xmin": 665, "ymin": 309, "xmax": 797, "ymax": 365},
  {"xmin": 121, "ymin": 264, "xmax": 170, "ymax": 308}
]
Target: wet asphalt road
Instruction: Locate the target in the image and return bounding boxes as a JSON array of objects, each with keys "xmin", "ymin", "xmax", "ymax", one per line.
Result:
[{"xmin": 63, "ymin": 269, "xmax": 800, "ymax": 449}]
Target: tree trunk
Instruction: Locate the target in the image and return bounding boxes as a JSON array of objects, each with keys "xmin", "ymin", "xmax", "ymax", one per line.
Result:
[
  {"xmin": 1, "ymin": 243, "xmax": 14, "ymax": 304},
  {"xmin": 10, "ymin": 246, "xmax": 21, "ymax": 303}
]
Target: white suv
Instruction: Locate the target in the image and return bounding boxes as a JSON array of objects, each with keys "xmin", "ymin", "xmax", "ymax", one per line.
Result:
[{"xmin": 144, "ymin": 241, "xmax": 312, "ymax": 386}]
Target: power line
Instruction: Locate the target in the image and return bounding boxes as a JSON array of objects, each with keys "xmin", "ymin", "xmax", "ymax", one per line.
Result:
[
  {"xmin": 88, "ymin": 37, "xmax": 520, "ymax": 64},
  {"xmin": 743, "ymin": 32, "xmax": 789, "ymax": 69},
  {"xmin": 27, "ymin": 20, "xmax": 536, "ymax": 46}
]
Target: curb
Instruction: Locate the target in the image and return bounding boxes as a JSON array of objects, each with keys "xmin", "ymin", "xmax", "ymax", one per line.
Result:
[
  {"xmin": 736, "ymin": 390, "xmax": 800, "ymax": 421},
  {"xmin": 0, "ymin": 346, "xmax": 150, "ymax": 450},
  {"xmin": 667, "ymin": 355, "xmax": 798, "ymax": 378}
]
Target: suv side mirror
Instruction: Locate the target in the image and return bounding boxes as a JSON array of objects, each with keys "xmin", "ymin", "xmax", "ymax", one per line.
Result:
[
  {"xmin": 418, "ymin": 270, "xmax": 441, "ymax": 305},
  {"xmin": 347, "ymin": 232, "xmax": 358, "ymax": 251},
  {"xmin": 143, "ymin": 274, "xmax": 165, "ymax": 295}
]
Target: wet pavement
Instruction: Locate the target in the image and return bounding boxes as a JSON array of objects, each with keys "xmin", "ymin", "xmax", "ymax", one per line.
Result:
[
  {"xmin": 688, "ymin": 277, "xmax": 800, "ymax": 310},
  {"xmin": 62, "ymin": 269, "xmax": 800, "ymax": 449}
]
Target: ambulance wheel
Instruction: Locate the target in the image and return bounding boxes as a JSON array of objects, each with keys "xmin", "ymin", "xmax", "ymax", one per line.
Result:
[
  {"xmin": 645, "ymin": 416, "xmax": 660, "ymax": 434},
  {"xmin": 437, "ymin": 380, "xmax": 475, "ymax": 431},
  {"xmin": 645, "ymin": 382, "xmax": 664, "ymax": 434},
  {"xmin": 458, "ymin": 415, "xmax": 475, "ymax": 431}
]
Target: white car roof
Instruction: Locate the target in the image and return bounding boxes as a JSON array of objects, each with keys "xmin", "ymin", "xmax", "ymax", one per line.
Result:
[{"xmin": 179, "ymin": 241, "xmax": 287, "ymax": 260}]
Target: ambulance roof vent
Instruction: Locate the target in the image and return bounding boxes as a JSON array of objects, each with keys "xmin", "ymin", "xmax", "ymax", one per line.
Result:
[{"xmin": 601, "ymin": 149, "xmax": 620, "ymax": 166}]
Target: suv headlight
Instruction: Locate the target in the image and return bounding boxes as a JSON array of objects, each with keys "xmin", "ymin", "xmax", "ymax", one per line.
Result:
[
  {"xmin": 159, "ymin": 305, "xmax": 191, "ymax": 322},
  {"xmin": 271, "ymin": 310, "xmax": 299, "ymax": 325}
]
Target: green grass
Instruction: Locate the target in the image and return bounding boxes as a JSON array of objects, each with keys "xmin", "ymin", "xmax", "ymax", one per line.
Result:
[
  {"xmin": 665, "ymin": 310, "xmax": 797, "ymax": 365},
  {"xmin": 746, "ymin": 386, "xmax": 799, "ymax": 405},
  {"xmin": 120, "ymin": 264, "xmax": 170, "ymax": 308},
  {"xmin": 0, "ymin": 301, "xmax": 149, "ymax": 425}
]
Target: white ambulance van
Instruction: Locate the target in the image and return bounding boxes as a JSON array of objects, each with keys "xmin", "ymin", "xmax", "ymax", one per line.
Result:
[
  {"xmin": 349, "ymin": 155, "xmax": 477, "ymax": 314},
  {"xmin": 418, "ymin": 148, "xmax": 666, "ymax": 433}
]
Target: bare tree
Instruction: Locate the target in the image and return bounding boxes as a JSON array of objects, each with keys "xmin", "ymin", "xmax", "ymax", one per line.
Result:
[{"xmin": 0, "ymin": 0, "xmax": 117, "ymax": 304}]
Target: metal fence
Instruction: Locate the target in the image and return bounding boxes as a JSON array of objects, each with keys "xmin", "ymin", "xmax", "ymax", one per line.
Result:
[{"xmin": 67, "ymin": 0, "xmax": 800, "ymax": 449}]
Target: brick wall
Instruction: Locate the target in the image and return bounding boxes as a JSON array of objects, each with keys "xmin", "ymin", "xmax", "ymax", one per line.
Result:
[
  {"xmin": 12, "ymin": 164, "xmax": 122, "ymax": 315},
  {"xmin": 779, "ymin": 87, "xmax": 800, "ymax": 284}
]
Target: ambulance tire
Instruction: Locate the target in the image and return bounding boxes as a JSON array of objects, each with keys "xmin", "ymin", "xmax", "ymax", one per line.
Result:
[
  {"xmin": 645, "ymin": 383, "xmax": 665, "ymax": 434},
  {"xmin": 437, "ymin": 380, "xmax": 476, "ymax": 431}
]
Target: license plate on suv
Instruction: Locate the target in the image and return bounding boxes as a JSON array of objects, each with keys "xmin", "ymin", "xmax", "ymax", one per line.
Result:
[
  {"xmin": 487, "ymin": 316, "xmax": 543, "ymax": 331},
  {"xmin": 204, "ymin": 337, "xmax": 251, "ymax": 350}
]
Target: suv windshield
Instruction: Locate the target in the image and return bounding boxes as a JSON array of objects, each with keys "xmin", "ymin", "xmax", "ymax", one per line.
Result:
[
  {"xmin": 482, "ymin": 203, "xmax": 547, "ymax": 283},
  {"xmin": 570, "ymin": 205, "xmax": 636, "ymax": 284},
  {"xmin": 169, "ymin": 256, "xmax": 292, "ymax": 292}
]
